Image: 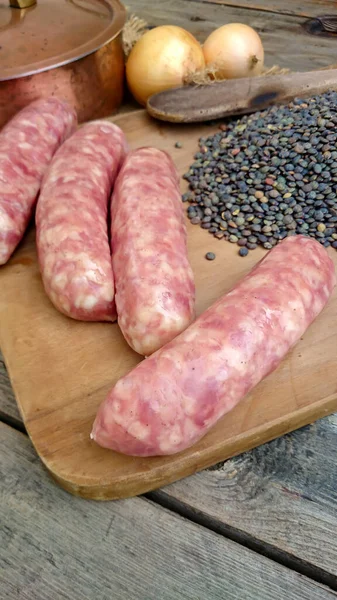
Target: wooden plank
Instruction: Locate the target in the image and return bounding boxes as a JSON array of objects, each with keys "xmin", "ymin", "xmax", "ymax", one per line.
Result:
[
  {"xmin": 1, "ymin": 422, "xmax": 337, "ymax": 600},
  {"xmin": 0, "ymin": 353, "xmax": 21, "ymax": 426},
  {"xmin": 1, "ymin": 356, "xmax": 336, "ymax": 582},
  {"xmin": 190, "ymin": 0, "xmax": 337, "ymax": 19},
  {"xmin": 153, "ymin": 412, "xmax": 337, "ymax": 582},
  {"xmin": 125, "ymin": 0, "xmax": 337, "ymax": 71},
  {"xmin": 1, "ymin": 346, "xmax": 337, "ymax": 580},
  {"xmin": 1, "ymin": 354, "xmax": 337, "ymax": 584},
  {"xmin": 0, "ymin": 110, "xmax": 337, "ymax": 500}
]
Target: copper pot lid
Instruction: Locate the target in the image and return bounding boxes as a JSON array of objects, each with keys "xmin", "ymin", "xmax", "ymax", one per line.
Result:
[{"xmin": 0, "ymin": 0, "xmax": 126, "ymax": 81}]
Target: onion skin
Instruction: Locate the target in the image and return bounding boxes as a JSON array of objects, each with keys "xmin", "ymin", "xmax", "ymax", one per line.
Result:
[
  {"xmin": 126, "ymin": 25, "xmax": 205, "ymax": 106},
  {"xmin": 203, "ymin": 23, "xmax": 264, "ymax": 80}
]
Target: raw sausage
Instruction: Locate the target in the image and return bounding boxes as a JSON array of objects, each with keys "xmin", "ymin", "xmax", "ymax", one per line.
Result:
[
  {"xmin": 0, "ymin": 97, "xmax": 77, "ymax": 265},
  {"xmin": 111, "ymin": 147, "xmax": 195, "ymax": 355},
  {"xmin": 36, "ymin": 120, "xmax": 127, "ymax": 322},
  {"xmin": 93, "ymin": 235, "xmax": 335, "ymax": 455},
  {"xmin": 36, "ymin": 121, "xmax": 127, "ymax": 322},
  {"xmin": 91, "ymin": 235, "xmax": 336, "ymax": 456}
]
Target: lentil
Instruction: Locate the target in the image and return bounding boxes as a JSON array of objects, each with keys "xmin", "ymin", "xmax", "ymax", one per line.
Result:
[
  {"xmin": 205, "ymin": 252, "xmax": 216, "ymax": 260},
  {"xmin": 229, "ymin": 234, "xmax": 239, "ymax": 243},
  {"xmin": 183, "ymin": 91, "xmax": 337, "ymax": 254}
]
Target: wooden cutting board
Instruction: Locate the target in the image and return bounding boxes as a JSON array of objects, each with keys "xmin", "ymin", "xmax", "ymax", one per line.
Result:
[{"xmin": 0, "ymin": 110, "xmax": 337, "ymax": 501}]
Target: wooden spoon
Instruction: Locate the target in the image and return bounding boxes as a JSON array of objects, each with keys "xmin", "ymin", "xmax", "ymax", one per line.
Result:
[{"xmin": 146, "ymin": 69, "xmax": 337, "ymax": 123}]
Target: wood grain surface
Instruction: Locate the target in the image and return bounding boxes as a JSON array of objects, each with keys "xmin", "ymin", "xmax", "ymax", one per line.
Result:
[
  {"xmin": 0, "ymin": 110, "xmax": 336, "ymax": 500},
  {"xmin": 0, "ymin": 356, "xmax": 20, "ymax": 426},
  {"xmin": 2, "ymin": 353, "xmax": 337, "ymax": 583},
  {"xmin": 2, "ymin": 422, "xmax": 337, "ymax": 600},
  {"xmin": 190, "ymin": 0, "xmax": 337, "ymax": 18},
  {"xmin": 2, "ymin": 352, "xmax": 336, "ymax": 583},
  {"xmin": 153, "ymin": 413, "xmax": 337, "ymax": 584}
]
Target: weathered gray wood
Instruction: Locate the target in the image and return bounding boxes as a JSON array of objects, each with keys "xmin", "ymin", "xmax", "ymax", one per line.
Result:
[
  {"xmin": 153, "ymin": 414, "xmax": 337, "ymax": 583},
  {"xmin": 190, "ymin": 0, "xmax": 337, "ymax": 19},
  {"xmin": 126, "ymin": 0, "xmax": 337, "ymax": 71},
  {"xmin": 1, "ymin": 423, "xmax": 336, "ymax": 600},
  {"xmin": 0, "ymin": 353, "xmax": 21, "ymax": 425}
]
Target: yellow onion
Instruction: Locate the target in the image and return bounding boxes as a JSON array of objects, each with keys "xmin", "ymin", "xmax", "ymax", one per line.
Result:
[
  {"xmin": 203, "ymin": 23, "xmax": 264, "ymax": 79},
  {"xmin": 126, "ymin": 25, "xmax": 205, "ymax": 106}
]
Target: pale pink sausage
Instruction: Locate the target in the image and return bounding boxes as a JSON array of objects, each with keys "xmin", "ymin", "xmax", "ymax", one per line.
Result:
[
  {"xmin": 36, "ymin": 121, "xmax": 127, "ymax": 322},
  {"xmin": 0, "ymin": 98, "xmax": 77, "ymax": 265},
  {"xmin": 92, "ymin": 235, "xmax": 336, "ymax": 456},
  {"xmin": 111, "ymin": 147, "xmax": 195, "ymax": 355}
]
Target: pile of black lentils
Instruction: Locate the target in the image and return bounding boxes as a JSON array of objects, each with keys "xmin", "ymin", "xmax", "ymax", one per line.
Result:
[{"xmin": 182, "ymin": 90, "xmax": 337, "ymax": 258}]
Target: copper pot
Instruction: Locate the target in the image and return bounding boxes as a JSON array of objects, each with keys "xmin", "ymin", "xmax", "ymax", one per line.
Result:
[{"xmin": 0, "ymin": 0, "xmax": 126, "ymax": 127}]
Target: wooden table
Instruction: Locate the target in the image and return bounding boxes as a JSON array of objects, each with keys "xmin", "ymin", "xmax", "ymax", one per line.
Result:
[{"xmin": 1, "ymin": 1, "xmax": 337, "ymax": 598}]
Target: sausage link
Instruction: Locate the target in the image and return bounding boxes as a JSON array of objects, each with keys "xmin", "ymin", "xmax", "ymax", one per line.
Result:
[
  {"xmin": 92, "ymin": 235, "xmax": 336, "ymax": 456},
  {"xmin": 36, "ymin": 121, "xmax": 127, "ymax": 322},
  {"xmin": 111, "ymin": 147, "xmax": 195, "ymax": 355},
  {"xmin": 0, "ymin": 98, "xmax": 77, "ymax": 265}
]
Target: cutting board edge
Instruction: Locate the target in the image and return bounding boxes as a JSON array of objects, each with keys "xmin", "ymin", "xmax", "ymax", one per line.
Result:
[
  {"xmin": 1, "ymin": 109, "xmax": 337, "ymax": 502},
  {"xmin": 40, "ymin": 392, "xmax": 337, "ymax": 501}
]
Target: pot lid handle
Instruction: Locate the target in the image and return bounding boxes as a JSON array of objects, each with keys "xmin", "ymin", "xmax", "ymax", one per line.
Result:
[{"xmin": 9, "ymin": 0, "xmax": 36, "ymax": 7}]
